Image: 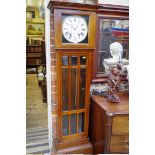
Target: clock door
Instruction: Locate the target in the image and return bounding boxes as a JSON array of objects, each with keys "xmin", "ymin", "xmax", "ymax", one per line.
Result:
[{"xmin": 57, "ymin": 51, "xmax": 92, "ymax": 142}]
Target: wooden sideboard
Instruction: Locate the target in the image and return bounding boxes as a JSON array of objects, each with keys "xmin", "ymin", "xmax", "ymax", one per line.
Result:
[{"xmin": 89, "ymin": 91, "xmax": 129, "ymax": 154}]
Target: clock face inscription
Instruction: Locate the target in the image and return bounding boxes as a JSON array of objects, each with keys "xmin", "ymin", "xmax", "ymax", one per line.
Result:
[{"xmin": 62, "ymin": 16, "xmax": 88, "ymax": 43}]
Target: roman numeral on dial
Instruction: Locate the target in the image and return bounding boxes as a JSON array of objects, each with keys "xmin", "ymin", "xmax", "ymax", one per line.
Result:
[
  {"xmin": 65, "ymin": 31, "xmax": 69, "ymax": 36},
  {"xmin": 79, "ymin": 32, "xmax": 84, "ymax": 36}
]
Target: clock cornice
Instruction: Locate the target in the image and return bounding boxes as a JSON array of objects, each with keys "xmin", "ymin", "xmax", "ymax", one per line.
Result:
[
  {"xmin": 47, "ymin": 0, "xmax": 129, "ymax": 14},
  {"xmin": 47, "ymin": 0, "xmax": 98, "ymax": 12}
]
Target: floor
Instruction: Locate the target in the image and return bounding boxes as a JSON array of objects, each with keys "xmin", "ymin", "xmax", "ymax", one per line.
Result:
[
  {"xmin": 26, "ymin": 74, "xmax": 48, "ymax": 129},
  {"xmin": 26, "ymin": 74, "xmax": 49, "ymax": 154}
]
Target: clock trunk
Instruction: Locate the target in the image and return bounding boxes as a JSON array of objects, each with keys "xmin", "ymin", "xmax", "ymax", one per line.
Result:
[{"xmin": 56, "ymin": 50, "xmax": 93, "ymax": 153}]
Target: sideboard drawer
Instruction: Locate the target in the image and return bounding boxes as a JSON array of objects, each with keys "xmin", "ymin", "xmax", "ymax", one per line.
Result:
[
  {"xmin": 110, "ymin": 135, "xmax": 129, "ymax": 153},
  {"xmin": 112, "ymin": 116, "xmax": 129, "ymax": 134}
]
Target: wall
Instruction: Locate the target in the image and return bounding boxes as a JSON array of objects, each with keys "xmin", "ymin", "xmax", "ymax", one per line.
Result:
[
  {"xmin": 27, "ymin": 0, "xmax": 39, "ymax": 7},
  {"xmin": 26, "ymin": 5, "xmax": 45, "ymax": 23},
  {"xmin": 50, "ymin": 11, "xmax": 57, "ymax": 153},
  {"xmin": 98, "ymin": 0, "xmax": 129, "ymax": 6},
  {"xmin": 44, "ymin": 0, "xmax": 53, "ymax": 153},
  {"xmin": 27, "ymin": 0, "xmax": 44, "ymax": 7},
  {"xmin": 26, "ymin": 5, "xmax": 45, "ymax": 42}
]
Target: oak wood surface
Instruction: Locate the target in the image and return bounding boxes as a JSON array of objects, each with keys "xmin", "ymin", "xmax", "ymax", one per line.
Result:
[
  {"xmin": 57, "ymin": 141, "xmax": 93, "ymax": 154},
  {"xmin": 112, "ymin": 115, "xmax": 129, "ymax": 134},
  {"xmin": 91, "ymin": 91, "xmax": 129, "ymax": 115},
  {"xmin": 48, "ymin": 0, "xmax": 98, "ymax": 11},
  {"xmin": 110, "ymin": 135, "xmax": 129, "ymax": 153},
  {"xmin": 48, "ymin": 1, "xmax": 129, "ymax": 12}
]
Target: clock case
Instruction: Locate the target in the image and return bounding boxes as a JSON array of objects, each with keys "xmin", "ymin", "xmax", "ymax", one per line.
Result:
[
  {"xmin": 54, "ymin": 9, "xmax": 96, "ymax": 49},
  {"xmin": 49, "ymin": 4, "xmax": 97, "ymax": 154}
]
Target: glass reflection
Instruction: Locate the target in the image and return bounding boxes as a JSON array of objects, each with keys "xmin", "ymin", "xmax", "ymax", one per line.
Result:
[
  {"xmin": 79, "ymin": 68, "xmax": 86, "ymax": 109},
  {"xmin": 62, "ymin": 68, "xmax": 68, "ymax": 111},
  {"xmin": 78, "ymin": 112, "xmax": 85, "ymax": 133},
  {"xmin": 70, "ymin": 114, "xmax": 77, "ymax": 134},
  {"xmin": 80, "ymin": 56, "xmax": 87, "ymax": 65},
  {"xmin": 71, "ymin": 56, "xmax": 78, "ymax": 66},
  {"xmin": 71, "ymin": 68, "xmax": 77, "ymax": 110},
  {"xmin": 98, "ymin": 19, "xmax": 129, "ymax": 72},
  {"xmin": 62, "ymin": 56, "xmax": 68, "ymax": 66},
  {"xmin": 62, "ymin": 115, "xmax": 69, "ymax": 136}
]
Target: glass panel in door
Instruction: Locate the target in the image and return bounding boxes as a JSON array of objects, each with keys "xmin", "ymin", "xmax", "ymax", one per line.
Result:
[
  {"xmin": 62, "ymin": 68, "xmax": 69, "ymax": 111},
  {"xmin": 79, "ymin": 68, "xmax": 86, "ymax": 109}
]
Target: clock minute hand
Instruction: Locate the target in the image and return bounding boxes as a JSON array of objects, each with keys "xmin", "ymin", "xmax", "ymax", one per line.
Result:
[{"xmin": 76, "ymin": 20, "xmax": 81, "ymax": 29}]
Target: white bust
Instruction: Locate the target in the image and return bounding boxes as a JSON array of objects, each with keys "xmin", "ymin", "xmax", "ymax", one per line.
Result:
[{"xmin": 103, "ymin": 42, "xmax": 129, "ymax": 78}]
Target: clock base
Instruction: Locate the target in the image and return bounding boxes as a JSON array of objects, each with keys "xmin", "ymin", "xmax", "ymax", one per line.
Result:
[
  {"xmin": 57, "ymin": 138, "xmax": 93, "ymax": 154},
  {"xmin": 57, "ymin": 141, "xmax": 93, "ymax": 154}
]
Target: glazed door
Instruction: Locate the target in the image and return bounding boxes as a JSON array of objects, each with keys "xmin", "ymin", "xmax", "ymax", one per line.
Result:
[{"xmin": 57, "ymin": 51, "xmax": 92, "ymax": 142}]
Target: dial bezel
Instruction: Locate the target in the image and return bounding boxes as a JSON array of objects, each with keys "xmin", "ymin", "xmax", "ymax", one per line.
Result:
[{"xmin": 62, "ymin": 15, "xmax": 88, "ymax": 44}]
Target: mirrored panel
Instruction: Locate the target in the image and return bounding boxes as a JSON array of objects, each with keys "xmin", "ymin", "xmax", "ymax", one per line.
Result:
[
  {"xmin": 98, "ymin": 19, "xmax": 129, "ymax": 73},
  {"xmin": 62, "ymin": 68, "xmax": 68, "ymax": 111},
  {"xmin": 62, "ymin": 115, "xmax": 69, "ymax": 136},
  {"xmin": 70, "ymin": 114, "xmax": 77, "ymax": 134},
  {"xmin": 78, "ymin": 112, "xmax": 85, "ymax": 133}
]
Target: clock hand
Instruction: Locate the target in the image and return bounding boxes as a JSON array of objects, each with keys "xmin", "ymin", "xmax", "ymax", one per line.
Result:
[{"xmin": 76, "ymin": 20, "xmax": 81, "ymax": 29}]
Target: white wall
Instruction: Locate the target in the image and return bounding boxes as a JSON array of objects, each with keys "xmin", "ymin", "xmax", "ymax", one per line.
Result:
[
  {"xmin": 27, "ymin": 0, "xmax": 39, "ymax": 7},
  {"xmin": 98, "ymin": 0, "xmax": 129, "ymax": 6},
  {"xmin": 45, "ymin": 0, "xmax": 52, "ymax": 153},
  {"xmin": 27, "ymin": 0, "xmax": 44, "ymax": 7}
]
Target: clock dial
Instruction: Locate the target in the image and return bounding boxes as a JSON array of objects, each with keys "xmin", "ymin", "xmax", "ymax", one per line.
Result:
[{"xmin": 62, "ymin": 16, "xmax": 88, "ymax": 43}]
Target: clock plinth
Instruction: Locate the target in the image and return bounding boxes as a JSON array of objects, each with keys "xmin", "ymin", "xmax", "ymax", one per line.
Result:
[{"xmin": 57, "ymin": 138, "xmax": 93, "ymax": 154}]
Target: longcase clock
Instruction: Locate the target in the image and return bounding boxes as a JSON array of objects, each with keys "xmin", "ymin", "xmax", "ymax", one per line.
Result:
[{"xmin": 50, "ymin": 2, "xmax": 96, "ymax": 153}]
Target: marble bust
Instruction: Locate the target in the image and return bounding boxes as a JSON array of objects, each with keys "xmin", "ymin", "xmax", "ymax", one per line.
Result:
[{"xmin": 103, "ymin": 42, "xmax": 129, "ymax": 79}]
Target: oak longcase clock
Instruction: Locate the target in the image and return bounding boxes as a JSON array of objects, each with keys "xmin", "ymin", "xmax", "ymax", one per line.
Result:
[{"xmin": 53, "ymin": 6, "xmax": 96, "ymax": 154}]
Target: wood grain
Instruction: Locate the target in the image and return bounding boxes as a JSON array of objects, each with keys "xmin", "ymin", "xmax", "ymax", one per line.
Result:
[{"xmin": 89, "ymin": 91, "xmax": 129, "ymax": 154}]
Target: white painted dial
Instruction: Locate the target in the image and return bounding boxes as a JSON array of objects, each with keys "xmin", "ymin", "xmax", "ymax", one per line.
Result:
[{"xmin": 62, "ymin": 16, "xmax": 88, "ymax": 43}]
